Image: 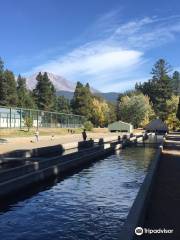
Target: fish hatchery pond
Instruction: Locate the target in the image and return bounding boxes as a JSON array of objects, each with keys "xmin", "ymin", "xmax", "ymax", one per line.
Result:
[{"xmin": 0, "ymin": 146, "xmax": 156, "ymax": 240}]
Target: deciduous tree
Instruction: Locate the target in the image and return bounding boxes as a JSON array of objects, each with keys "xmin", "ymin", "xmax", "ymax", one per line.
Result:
[{"xmin": 118, "ymin": 93, "xmax": 154, "ymax": 128}]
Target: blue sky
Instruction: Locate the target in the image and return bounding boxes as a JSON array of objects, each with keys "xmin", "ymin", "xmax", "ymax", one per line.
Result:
[{"xmin": 1, "ymin": 0, "xmax": 180, "ymax": 92}]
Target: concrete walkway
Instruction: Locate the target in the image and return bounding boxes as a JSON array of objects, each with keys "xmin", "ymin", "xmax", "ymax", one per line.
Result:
[
  {"xmin": 0, "ymin": 132, "xmax": 121, "ymax": 155},
  {"xmin": 143, "ymin": 133, "xmax": 180, "ymax": 239}
]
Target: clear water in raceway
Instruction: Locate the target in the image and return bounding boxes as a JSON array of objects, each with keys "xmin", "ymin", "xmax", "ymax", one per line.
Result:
[{"xmin": 0, "ymin": 146, "xmax": 156, "ymax": 240}]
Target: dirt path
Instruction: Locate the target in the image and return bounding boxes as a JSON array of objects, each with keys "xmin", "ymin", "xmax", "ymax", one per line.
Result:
[{"xmin": 0, "ymin": 132, "xmax": 121, "ymax": 155}]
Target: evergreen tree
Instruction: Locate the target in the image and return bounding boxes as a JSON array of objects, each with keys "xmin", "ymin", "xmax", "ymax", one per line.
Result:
[
  {"xmin": 33, "ymin": 72, "xmax": 56, "ymax": 111},
  {"xmin": 71, "ymin": 82, "xmax": 93, "ymax": 119},
  {"xmin": 0, "ymin": 58, "xmax": 8, "ymax": 106},
  {"xmin": 136, "ymin": 59, "xmax": 173, "ymax": 120},
  {"xmin": 177, "ymin": 97, "xmax": 180, "ymax": 120},
  {"xmin": 108, "ymin": 102, "xmax": 117, "ymax": 124},
  {"xmin": 17, "ymin": 75, "xmax": 35, "ymax": 108},
  {"xmin": 4, "ymin": 70, "xmax": 18, "ymax": 106},
  {"xmin": 172, "ymin": 71, "xmax": 180, "ymax": 95},
  {"xmin": 56, "ymin": 96, "xmax": 71, "ymax": 113}
]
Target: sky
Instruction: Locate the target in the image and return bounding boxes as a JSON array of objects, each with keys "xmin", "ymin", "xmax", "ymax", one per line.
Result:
[{"xmin": 1, "ymin": 0, "xmax": 180, "ymax": 92}]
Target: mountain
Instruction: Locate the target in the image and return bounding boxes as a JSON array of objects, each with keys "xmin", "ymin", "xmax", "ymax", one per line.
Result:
[
  {"xmin": 26, "ymin": 72, "xmax": 75, "ymax": 92},
  {"xmin": 26, "ymin": 72, "xmax": 99, "ymax": 93},
  {"xmin": 26, "ymin": 72, "xmax": 119, "ymax": 102},
  {"xmin": 95, "ymin": 92, "xmax": 119, "ymax": 102},
  {"xmin": 57, "ymin": 90, "xmax": 119, "ymax": 103},
  {"xmin": 57, "ymin": 90, "xmax": 74, "ymax": 99}
]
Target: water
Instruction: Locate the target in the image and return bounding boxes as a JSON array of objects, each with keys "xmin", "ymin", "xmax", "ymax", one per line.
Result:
[{"xmin": 0, "ymin": 147, "xmax": 156, "ymax": 240}]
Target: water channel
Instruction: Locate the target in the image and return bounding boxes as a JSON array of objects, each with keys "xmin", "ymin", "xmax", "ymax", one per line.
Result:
[{"xmin": 0, "ymin": 146, "xmax": 156, "ymax": 240}]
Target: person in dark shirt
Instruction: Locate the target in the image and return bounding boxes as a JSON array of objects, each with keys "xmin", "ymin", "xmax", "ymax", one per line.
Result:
[{"xmin": 82, "ymin": 129, "xmax": 87, "ymax": 141}]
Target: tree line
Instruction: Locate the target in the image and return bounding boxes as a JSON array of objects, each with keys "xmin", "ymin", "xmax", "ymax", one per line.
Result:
[
  {"xmin": 0, "ymin": 58, "xmax": 71, "ymax": 113},
  {"xmin": 0, "ymin": 58, "xmax": 116, "ymax": 128},
  {"xmin": 0, "ymin": 57, "xmax": 180, "ymax": 130},
  {"xmin": 118, "ymin": 59, "xmax": 180, "ymax": 129}
]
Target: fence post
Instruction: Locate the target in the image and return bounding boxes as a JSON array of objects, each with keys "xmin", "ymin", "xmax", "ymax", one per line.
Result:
[
  {"xmin": 9, "ymin": 108, "xmax": 12, "ymax": 128},
  {"xmin": 37, "ymin": 111, "xmax": 39, "ymax": 129},
  {"xmin": 20, "ymin": 109, "xmax": 22, "ymax": 129}
]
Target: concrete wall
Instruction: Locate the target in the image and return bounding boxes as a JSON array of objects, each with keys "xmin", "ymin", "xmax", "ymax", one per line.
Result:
[
  {"xmin": 0, "ymin": 137, "xmax": 123, "ymax": 198},
  {"xmin": 0, "ymin": 133, "xmax": 148, "ymax": 199}
]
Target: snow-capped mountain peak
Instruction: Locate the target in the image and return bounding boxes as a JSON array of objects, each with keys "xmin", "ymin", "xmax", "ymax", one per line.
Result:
[{"xmin": 26, "ymin": 72, "xmax": 75, "ymax": 92}]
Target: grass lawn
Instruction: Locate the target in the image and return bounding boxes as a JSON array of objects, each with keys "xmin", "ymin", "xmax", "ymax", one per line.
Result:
[{"xmin": 0, "ymin": 127, "xmax": 140, "ymax": 138}]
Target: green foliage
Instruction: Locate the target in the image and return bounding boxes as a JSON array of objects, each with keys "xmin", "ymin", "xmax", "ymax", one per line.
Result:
[
  {"xmin": 1, "ymin": 56, "xmax": 180, "ymax": 131},
  {"xmin": 91, "ymin": 98, "xmax": 109, "ymax": 127},
  {"xmin": 165, "ymin": 96, "xmax": 180, "ymax": 130},
  {"xmin": 0, "ymin": 58, "xmax": 8, "ymax": 106},
  {"xmin": 56, "ymin": 95, "xmax": 71, "ymax": 113},
  {"xmin": 71, "ymin": 82, "xmax": 93, "ymax": 119},
  {"xmin": 107, "ymin": 102, "xmax": 117, "ymax": 124},
  {"xmin": 136, "ymin": 59, "xmax": 173, "ymax": 120},
  {"xmin": 17, "ymin": 75, "xmax": 35, "ymax": 108},
  {"xmin": 177, "ymin": 97, "xmax": 180, "ymax": 120},
  {"xmin": 0, "ymin": 59, "xmax": 36, "ymax": 109},
  {"xmin": 33, "ymin": 72, "xmax": 56, "ymax": 111},
  {"xmin": 118, "ymin": 93, "xmax": 154, "ymax": 128},
  {"xmin": 0, "ymin": 61, "xmax": 18, "ymax": 106},
  {"xmin": 4, "ymin": 70, "xmax": 18, "ymax": 106},
  {"xmin": 24, "ymin": 116, "xmax": 33, "ymax": 131},
  {"xmin": 172, "ymin": 71, "xmax": 180, "ymax": 95},
  {"xmin": 83, "ymin": 121, "xmax": 93, "ymax": 131}
]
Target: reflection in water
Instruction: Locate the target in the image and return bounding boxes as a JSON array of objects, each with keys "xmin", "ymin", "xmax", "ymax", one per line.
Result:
[{"xmin": 0, "ymin": 147, "xmax": 156, "ymax": 240}]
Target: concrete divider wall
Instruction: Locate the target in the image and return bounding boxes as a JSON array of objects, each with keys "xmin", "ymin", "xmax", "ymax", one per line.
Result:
[
  {"xmin": 0, "ymin": 162, "xmax": 35, "ymax": 183},
  {"xmin": 0, "ymin": 133, "xmax": 147, "ymax": 199},
  {"xmin": 0, "ymin": 142, "xmax": 120, "ymax": 198},
  {"xmin": 0, "ymin": 145, "xmax": 102, "ymax": 184},
  {"xmin": 0, "ymin": 140, "xmax": 95, "ymax": 159},
  {"xmin": 0, "ymin": 134, "xmax": 145, "ymax": 159}
]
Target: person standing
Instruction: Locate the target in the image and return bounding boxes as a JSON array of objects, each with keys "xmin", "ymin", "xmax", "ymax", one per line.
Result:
[
  {"xmin": 82, "ymin": 129, "xmax": 87, "ymax": 141},
  {"xmin": 35, "ymin": 129, "xmax": 39, "ymax": 142}
]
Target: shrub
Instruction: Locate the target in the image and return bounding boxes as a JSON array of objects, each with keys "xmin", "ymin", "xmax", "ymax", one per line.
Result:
[
  {"xmin": 24, "ymin": 117, "xmax": 33, "ymax": 131},
  {"xmin": 83, "ymin": 121, "xmax": 93, "ymax": 131}
]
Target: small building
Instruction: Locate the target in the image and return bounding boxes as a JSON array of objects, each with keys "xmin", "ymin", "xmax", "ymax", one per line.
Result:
[
  {"xmin": 108, "ymin": 120, "xmax": 133, "ymax": 133},
  {"xmin": 144, "ymin": 119, "xmax": 168, "ymax": 134}
]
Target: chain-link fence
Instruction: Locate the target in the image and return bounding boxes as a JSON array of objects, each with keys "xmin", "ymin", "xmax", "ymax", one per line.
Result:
[{"xmin": 0, "ymin": 106, "xmax": 85, "ymax": 129}]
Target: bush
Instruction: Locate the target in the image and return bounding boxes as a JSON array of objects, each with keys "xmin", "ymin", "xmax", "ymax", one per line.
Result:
[
  {"xmin": 83, "ymin": 121, "xmax": 93, "ymax": 131},
  {"xmin": 24, "ymin": 117, "xmax": 33, "ymax": 131}
]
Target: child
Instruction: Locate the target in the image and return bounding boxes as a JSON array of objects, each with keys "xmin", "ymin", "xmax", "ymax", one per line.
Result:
[{"xmin": 35, "ymin": 129, "xmax": 39, "ymax": 142}]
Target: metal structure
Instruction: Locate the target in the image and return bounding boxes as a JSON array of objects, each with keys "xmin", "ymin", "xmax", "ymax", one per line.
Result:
[
  {"xmin": 108, "ymin": 120, "xmax": 133, "ymax": 133},
  {"xmin": 0, "ymin": 106, "xmax": 85, "ymax": 129},
  {"xmin": 144, "ymin": 119, "xmax": 168, "ymax": 133}
]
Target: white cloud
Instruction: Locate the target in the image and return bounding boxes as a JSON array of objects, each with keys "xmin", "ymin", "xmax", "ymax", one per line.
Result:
[
  {"xmin": 30, "ymin": 44, "xmax": 143, "ymax": 79},
  {"xmin": 24, "ymin": 13, "xmax": 180, "ymax": 92},
  {"xmin": 112, "ymin": 15, "xmax": 180, "ymax": 49}
]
